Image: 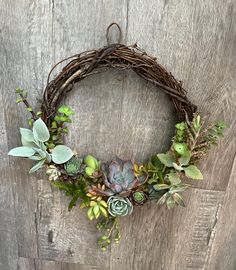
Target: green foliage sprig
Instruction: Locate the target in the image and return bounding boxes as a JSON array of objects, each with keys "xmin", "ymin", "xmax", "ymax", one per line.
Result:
[
  {"xmin": 52, "ymin": 177, "xmax": 89, "ymax": 211},
  {"xmin": 47, "ymin": 105, "xmax": 75, "ymax": 148},
  {"xmin": 97, "ymin": 216, "xmax": 121, "ymax": 251},
  {"xmin": 146, "ymin": 114, "xmax": 226, "ymax": 208}
]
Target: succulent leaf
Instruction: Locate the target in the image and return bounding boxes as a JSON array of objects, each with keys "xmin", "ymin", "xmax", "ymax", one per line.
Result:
[
  {"xmin": 29, "ymin": 159, "xmax": 45, "ymax": 174},
  {"xmin": 33, "ymin": 118, "xmax": 50, "ymax": 142},
  {"xmin": 51, "ymin": 145, "xmax": 74, "ymax": 164},
  {"xmin": 8, "ymin": 146, "xmax": 36, "ymax": 157},
  {"xmin": 84, "ymin": 155, "xmax": 99, "ymax": 170},
  {"xmin": 20, "ymin": 128, "xmax": 35, "ymax": 142},
  {"xmin": 64, "ymin": 157, "xmax": 82, "ymax": 176}
]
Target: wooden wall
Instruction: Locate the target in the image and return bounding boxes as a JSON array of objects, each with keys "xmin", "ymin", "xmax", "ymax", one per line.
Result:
[{"xmin": 0, "ymin": 1, "xmax": 236, "ymax": 269}]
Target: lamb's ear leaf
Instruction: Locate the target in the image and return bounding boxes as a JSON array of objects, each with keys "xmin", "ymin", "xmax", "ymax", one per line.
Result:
[
  {"xmin": 33, "ymin": 148, "xmax": 47, "ymax": 159},
  {"xmin": 8, "ymin": 146, "xmax": 36, "ymax": 157},
  {"xmin": 20, "ymin": 128, "xmax": 34, "ymax": 142},
  {"xmin": 33, "ymin": 118, "xmax": 50, "ymax": 142},
  {"xmin": 51, "ymin": 145, "xmax": 74, "ymax": 164},
  {"xmin": 29, "ymin": 159, "xmax": 45, "ymax": 174},
  {"xmin": 21, "ymin": 137, "xmax": 38, "ymax": 147}
]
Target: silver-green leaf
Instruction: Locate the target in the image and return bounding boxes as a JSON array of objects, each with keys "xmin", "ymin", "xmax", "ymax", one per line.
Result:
[
  {"xmin": 29, "ymin": 159, "xmax": 45, "ymax": 174},
  {"xmin": 20, "ymin": 128, "xmax": 34, "ymax": 142},
  {"xmin": 184, "ymin": 165, "xmax": 203, "ymax": 180},
  {"xmin": 33, "ymin": 118, "xmax": 50, "ymax": 142},
  {"xmin": 168, "ymin": 171, "xmax": 181, "ymax": 185},
  {"xmin": 51, "ymin": 145, "xmax": 74, "ymax": 164},
  {"xmin": 179, "ymin": 151, "xmax": 191, "ymax": 166},
  {"xmin": 8, "ymin": 146, "xmax": 36, "ymax": 157},
  {"xmin": 157, "ymin": 153, "xmax": 175, "ymax": 167}
]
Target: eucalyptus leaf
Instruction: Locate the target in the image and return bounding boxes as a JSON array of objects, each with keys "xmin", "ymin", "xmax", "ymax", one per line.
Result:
[
  {"xmin": 29, "ymin": 159, "xmax": 45, "ymax": 174},
  {"xmin": 157, "ymin": 153, "xmax": 175, "ymax": 167},
  {"xmin": 51, "ymin": 145, "xmax": 74, "ymax": 164},
  {"xmin": 33, "ymin": 118, "xmax": 50, "ymax": 142},
  {"xmin": 8, "ymin": 146, "xmax": 36, "ymax": 157},
  {"xmin": 184, "ymin": 165, "xmax": 203, "ymax": 180}
]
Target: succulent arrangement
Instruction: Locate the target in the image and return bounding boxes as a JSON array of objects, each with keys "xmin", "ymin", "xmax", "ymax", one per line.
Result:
[{"xmin": 8, "ymin": 88, "xmax": 226, "ymax": 251}]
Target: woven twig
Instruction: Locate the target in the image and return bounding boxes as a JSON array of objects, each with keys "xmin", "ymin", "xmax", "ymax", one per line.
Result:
[{"xmin": 41, "ymin": 25, "xmax": 197, "ymax": 126}]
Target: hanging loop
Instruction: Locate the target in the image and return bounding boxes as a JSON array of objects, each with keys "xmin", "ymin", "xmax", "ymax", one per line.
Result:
[{"xmin": 106, "ymin": 22, "xmax": 122, "ymax": 45}]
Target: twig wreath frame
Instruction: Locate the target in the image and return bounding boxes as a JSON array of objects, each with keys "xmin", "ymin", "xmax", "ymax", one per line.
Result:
[{"xmin": 9, "ymin": 23, "xmax": 226, "ymax": 250}]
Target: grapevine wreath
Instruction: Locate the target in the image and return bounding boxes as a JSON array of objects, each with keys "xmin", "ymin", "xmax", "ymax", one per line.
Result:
[{"xmin": 9, "ymin": 23, "xmax": 226, "ymax": 250}]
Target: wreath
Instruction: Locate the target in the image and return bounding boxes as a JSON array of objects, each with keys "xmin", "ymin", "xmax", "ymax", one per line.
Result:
[{"xmin": 8, "ymin": 23, "xmax": 226, "ymax": 251}]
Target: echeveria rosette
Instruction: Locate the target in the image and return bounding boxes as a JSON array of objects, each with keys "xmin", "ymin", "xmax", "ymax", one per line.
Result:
[
  {"xmin": 131, "ymin": 190, "xmax": 147, "ymax": 205},
  {"xmin": 64, "ymin": 156, "xmax": 83, "ymax": 176},
  {"xmin": 101, "ymin": 158, "xmax": 148, "ymax": 197},
  {"xmin": 107, "ymin": 196, "xmax": 133, "ymax": 217}
]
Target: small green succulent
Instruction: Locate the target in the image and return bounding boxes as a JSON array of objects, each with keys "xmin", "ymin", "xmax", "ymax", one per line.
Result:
[
  {"xmin": 86, "ymin": 195, "xmax": 108, "ymax": 220},
  {"xmin": 64, "ymin": 157, "xmax": 82, "ymax": 176},
  {"xmin": 107, "ymin": 196, "xmax": 133, "ymax": 217},
  {"xmin": 132, "ymin": 190, "xmax": 147, "ymax": 205},
  {"xmin": 84, "ymin": 155, "xmax": 100, "ymax": 177}
]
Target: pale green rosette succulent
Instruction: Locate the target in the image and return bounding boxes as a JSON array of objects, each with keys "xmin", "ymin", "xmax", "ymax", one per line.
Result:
[{"xmin": 107, "ymin": 196, "xmax": 133, "ymax": 217}]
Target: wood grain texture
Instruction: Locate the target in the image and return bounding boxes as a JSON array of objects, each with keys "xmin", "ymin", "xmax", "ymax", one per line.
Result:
[
  {"xmin": 0, "ymin": 0, "xmax": 236, "ymax": 270},
  {"xmin": 0, "ymin": 0, "xmax": 54, "ymax": 260},
  {"xmin": 36, "ymin": 179, "xmax": 110, "ymax": 266},
  {"xmin": 18, "ymin": 257, "xmax": 108, "ymax": 270},
  {"xmin": 204, "ymin": 155, "xmax": 236, "ymax": 270},
  {"xmin": 0, "ymin": 77, "xmax": 18, "ymax": 270},
  {"xmin": 110, "ymin": 188, "xmax": 224, "ymax": 270}
]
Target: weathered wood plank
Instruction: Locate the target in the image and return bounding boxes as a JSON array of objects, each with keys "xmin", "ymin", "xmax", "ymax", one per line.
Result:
[
  {"xmin": 0, "ymin": 95, "xmax": 18, "ymax": 270},
  {"xmin": 36, "ymin": 179, "xmax": 110, "ymax": 266},
  {"xmin": 110, "ymin": 188, "xmax": 224, "ymax": 270},
  {"xmin": 0, "ymin": 0, "xmax": 54, "ymax": 260},
  {"xmin": 204, "ymin": 155, "xmax": 236, "ymax": 270}
]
